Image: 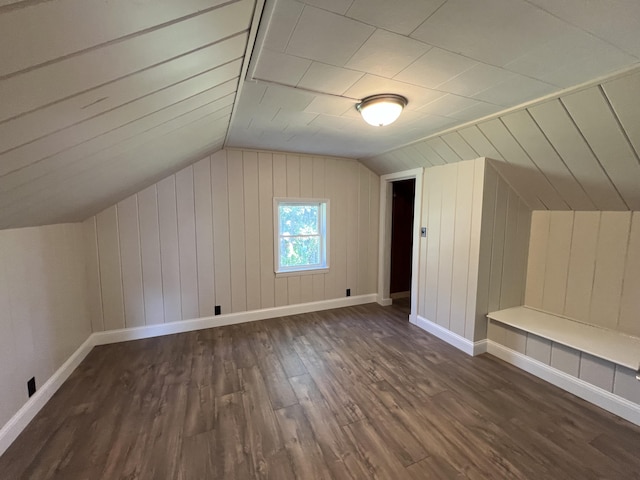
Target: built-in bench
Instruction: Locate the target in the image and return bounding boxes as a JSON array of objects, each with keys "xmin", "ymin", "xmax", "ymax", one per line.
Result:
[{"xmin": 487, "ymin": 306, "xmax": 640, "ymax": 376}]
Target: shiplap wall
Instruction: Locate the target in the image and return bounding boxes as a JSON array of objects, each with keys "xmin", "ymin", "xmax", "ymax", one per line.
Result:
[
  {"xmin": 83, "ymin": 149, "xmax": 380, "ymax": 331},
  {"xmin": 525, "ymin": 211, "xmax": 640, "ymax": 337},
  {"xmin": 0, "ymin": 223, "xmax": 90, "ymax": 428},
  {"xmin": 417, "ymin": 158, "xmax": 530, "ymax": 342}
]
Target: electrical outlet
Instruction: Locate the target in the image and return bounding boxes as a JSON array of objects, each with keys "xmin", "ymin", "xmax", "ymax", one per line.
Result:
[
  {"xmin": 27, "ymin": 377, "xmax": 36, "ymax": 398},
  {"xmin": 346, "ymin": 288, "xmax": 351, "ymax": 297},
  {"xmin": 215, "ymin": 305, "xmax": 221, "ymax": 316}
]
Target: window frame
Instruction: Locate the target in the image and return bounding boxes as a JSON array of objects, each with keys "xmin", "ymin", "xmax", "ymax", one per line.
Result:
[{"xmin": 273, "ymin": 197, "xmax": 330, "ymax": 277}]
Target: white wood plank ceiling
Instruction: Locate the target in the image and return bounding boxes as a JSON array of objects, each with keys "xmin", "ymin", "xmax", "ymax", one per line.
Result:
[
  {"xmin": 0, "ymin": 0, "xmax": 256, "ymax": 229},
  {"xmin": 2, "ymin": 0, "xmax": 640, "ymax": 228}
]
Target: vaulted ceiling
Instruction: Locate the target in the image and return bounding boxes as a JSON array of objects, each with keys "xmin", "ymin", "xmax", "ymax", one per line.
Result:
[{"xmin": 1, "ymin": 0, "xmax": 639, "ymax": 229}]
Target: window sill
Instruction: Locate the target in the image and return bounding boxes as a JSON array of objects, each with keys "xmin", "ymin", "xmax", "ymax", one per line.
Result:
[{"xmin": 275, "ymin": 267, "xmax": 329, "ymax": 278}]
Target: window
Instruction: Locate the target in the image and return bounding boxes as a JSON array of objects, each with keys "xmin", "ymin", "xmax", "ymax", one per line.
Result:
[{"xmin": 274, "ymin": 198, "xmax": 329, "ymax": 275}]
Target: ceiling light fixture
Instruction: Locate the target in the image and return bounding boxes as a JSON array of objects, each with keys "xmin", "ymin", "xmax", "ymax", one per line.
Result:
[{"xmin": 356, "ymin": 94, "xmax": 408, "ymax": 127}]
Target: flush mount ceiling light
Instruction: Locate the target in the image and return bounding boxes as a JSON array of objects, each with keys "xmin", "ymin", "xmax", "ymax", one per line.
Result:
[{"xmin": 356, "ymin": 94, "xmax": 408, "ymax": 127}]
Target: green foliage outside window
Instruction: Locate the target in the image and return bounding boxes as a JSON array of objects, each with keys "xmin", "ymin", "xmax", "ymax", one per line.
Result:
[{"xmin": 278, "ymin": 203, "xmax": 324, "ymax": 269}]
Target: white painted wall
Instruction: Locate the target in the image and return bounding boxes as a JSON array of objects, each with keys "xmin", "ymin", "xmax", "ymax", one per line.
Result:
[
  {"xmin": 0, "ymin": 223, "xmax": 91, "ymax": 428},
  {"xmin": 83, "ymin": 149, "xmax": 380, "ymax": 330},
  {"xmin": 489, "ymin": 209, "xmax": 640, "ymax": 408},
  {"xmin": 525, "ymin": 210, "xmax": 640, "ymax": 337},
  {"xmin": 417, "ymin": 158, "xmax": 530, "ymax": 342}
]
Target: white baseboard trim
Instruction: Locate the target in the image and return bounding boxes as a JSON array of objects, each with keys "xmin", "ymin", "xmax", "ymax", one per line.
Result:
[
  {"xmin": 0, "ymin": 335, "xmax": 95, "ymax": 457},
  {"xmin": 415, "ymin": 315, "xmax": 486, "ymax": 356},
  {"xmin": 377, "ymin": 296, "xmax": 393, "ymax": 306},
  {"xmin": 487, "ymin": 340, "xmax": 640, "ymax": 427},
  {"xmin": 92, "ymin": 294, "xmax": 377, "ymax": 345},
  {"xmin": 0, "ymin": 294, "xmax": 377, "ymax": 456}
]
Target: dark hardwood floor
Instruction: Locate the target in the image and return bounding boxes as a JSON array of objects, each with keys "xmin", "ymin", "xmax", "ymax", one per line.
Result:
[{"xmin": 2, "ymin": 301, "xmax": 640, "ymax": 479}]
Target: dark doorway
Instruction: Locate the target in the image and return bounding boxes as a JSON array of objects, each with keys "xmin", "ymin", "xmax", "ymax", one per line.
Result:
[{"xmin": 389, "ymin": 179, "xmax": 415, "ymax": 299}]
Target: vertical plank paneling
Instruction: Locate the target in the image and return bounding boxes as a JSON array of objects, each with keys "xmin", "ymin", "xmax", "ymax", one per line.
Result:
[
  {"xmin": 541, "ymin": 211, "xmax": 574, "ymax": 315},
  {"xmin": 514, "ymin": 200, "xmax": 531, "ymax": 306},
  {"xmin": 368, "ymin": 170, "xmax": 380, "ymax": 297},
  {"xmin": 498, "ymin": 188, "xmax": 520, "ymax": 309},
  {"xmin": 332, "ymin": 159, "xmax": 348, "ymax": 300},
  {"xmin": 82, "ymin": 217, "xmax": 104, "ymax": 332},
  {"xmin": 346, "ymin": 161, "xmax": 359, "ymax": 296},
  {"xmin": 211, "ymin": 150, "xmax": 232, "ymax": 314},
  {"xmin": 524, "ymin": 212, "xmax": 550, "ymax": 309},
  {"xmin": 418, "ymin": 170, "xmax": 430, "ymax": 319},
  {"xmin": 450, "ymin": 161, "xmax": 473, "ymax": 336},
  {"xmin": 467, "ymin": 158, "xmax": 486, "ymax": 340},
  {"xmin": 243, "ymin": 151, "xmax": 261, "ymax": 311},
  {"xmin": 193, "ymin": 156, "xmax": 215, "ymax": 317},
  {"xmin": 138, "ymin": 185, "xmax": 164, "ymax": 325},
  {"xmin": 299, "ymin": 155, "xmax": 314, "ymax": 303},
  {"xmin": 117, "ymin": 195, "xmax": 145, "ymax": 328},
  {"xmin": 487, "ymin": 176, "xmax": 508, "ymax": 313},
  {"xmin": 258, "ymin": 152, "xmax": 275, "ymax": 308},
  {"xmin": 436, "ymin": 164, "xmax": 457, "ymax": 329},
  {"xmin": 323, "ymin": 157, "xmax": 338, "ymax": 300},
  {"xmin": 273, "ymin": 154, "xmax": 288, "ymax": 307},
  {"xmin": 312, "ymin": 157, "xmax": 325, "ymax": 301},
  {"xmin": 157, "ymin": 176, "xmax": 182, "ymax": 323},
  {"xmin": 619, "ymin": 212, "xmax": 640, "ymax": 336},
  {"xmin": 96, "ymin": 206, "xmax": 125, "ymax": 331},
  {"xmin": 285, "ymin": 155, "xmax": 301, "ymax": 305},
  {"xmin": 227, "ymin": 150, "xmax": 247, "ymax": 313},
  {"xmin": 356, "ymin": 164, "xmax": 371, "ymax": 296},
  {"xmin": 589, "ymin": 212, "xmax": 631, "ymax": 329},
  {"xmin": 424, "ymin": 166, "xmax": 442, "ymax": 322},
  {"xmin": 563, "ymin": 212, "xmax": 599, "ymax": 323},
  {"xmin": 175, "ymin": 166, "xmax": 199, "ymax": 320},
  {"xmin": 85, "ymin": 149, "xmax": 380, "ymax": 330}
]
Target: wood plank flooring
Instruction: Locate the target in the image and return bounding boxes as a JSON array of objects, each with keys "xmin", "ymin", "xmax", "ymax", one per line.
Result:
[{"xmin": 2, "ymin": 301, "xmax": 640, "ymax": 479}]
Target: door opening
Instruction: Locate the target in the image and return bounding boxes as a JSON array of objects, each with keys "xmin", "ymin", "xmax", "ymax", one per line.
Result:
[{"xmin": 389, "ymin": 179, "xmax": 415, "ymax": 315}]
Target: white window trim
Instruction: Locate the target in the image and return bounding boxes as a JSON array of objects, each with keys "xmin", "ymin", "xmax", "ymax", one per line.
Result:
[{"xmin": 273, "ymin": 197, "xmax": 330, "ymax": 277}]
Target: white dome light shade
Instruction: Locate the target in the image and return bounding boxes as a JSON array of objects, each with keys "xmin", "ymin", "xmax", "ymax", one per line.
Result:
[{"xmin": 356, "ymin": 94, "xmax": 408, "ymax": 127}]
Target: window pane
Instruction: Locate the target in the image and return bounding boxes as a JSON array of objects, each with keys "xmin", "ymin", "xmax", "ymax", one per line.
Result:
[
  {"xmin": 280, "ymin": 236, "xmax": 320, "ymax": 267},
  {"xmin": 279, "ymin": 204, "xmax": 319, "ymax": 236}
]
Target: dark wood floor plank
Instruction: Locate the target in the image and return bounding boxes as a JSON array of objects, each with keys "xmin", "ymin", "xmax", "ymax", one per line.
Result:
[{"xmin": 2, "ymin": 301, "xmax": 640, "ymax": 479}]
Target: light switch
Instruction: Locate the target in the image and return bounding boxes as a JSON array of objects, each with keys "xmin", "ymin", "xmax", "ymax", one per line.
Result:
[{"xmin": 421, "ymin": 227, "xmax": 427, "ymax": 237}]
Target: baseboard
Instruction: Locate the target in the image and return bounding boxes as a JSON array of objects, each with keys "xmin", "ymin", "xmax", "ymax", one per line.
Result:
[
  {"xmin": 0, "ymin": 335, "xmax": 95, "ymax": 457},
  {"xmin": 487, "ymin": 340, "xmax": 640, "ymax": 427},
  {"xmin": 377, "ymin": 295, "xmax": 392, "ymax": 306},
  {"xmin": 93, "ymin": 294, "xmax": 377, "ymax": 345},
  {"xmin": 415, "ymin": 315, "xmax": 486, "ymax": 356}
]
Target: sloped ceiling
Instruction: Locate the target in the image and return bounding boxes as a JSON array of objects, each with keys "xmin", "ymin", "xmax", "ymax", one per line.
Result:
[
  {"xmin": 1, "ymin": 0, "xmax": 640, "ymax": 229},
  {"xmin": 362, "ymin": 68, "xmax": 640, "ymax": 211},
  {"xmin": 0, "ymin": 0, "xmax": 257, "ymax": 229}
]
